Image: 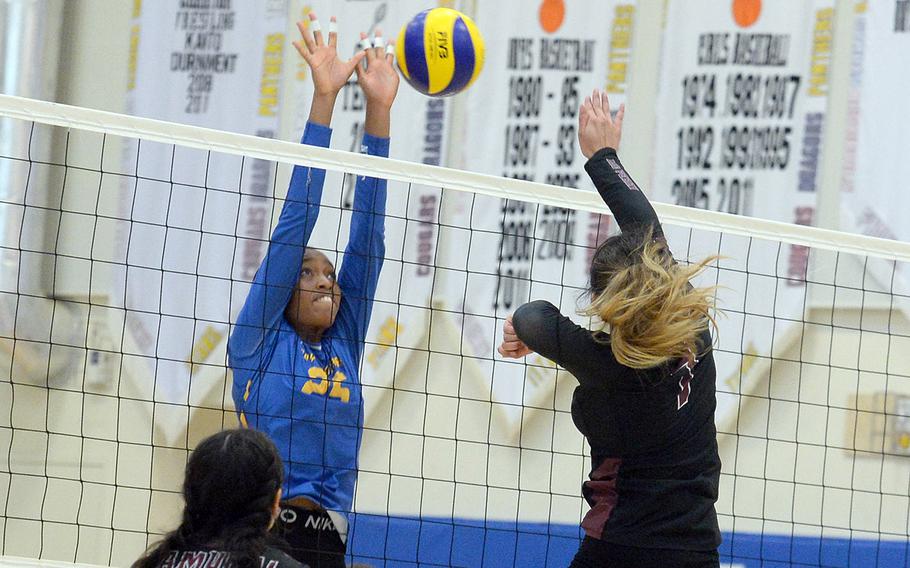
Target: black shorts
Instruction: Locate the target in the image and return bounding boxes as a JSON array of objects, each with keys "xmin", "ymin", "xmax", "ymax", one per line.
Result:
[
  {"xmin": 272, "ymin": 504, "xmax": 346, "ymax": 568},
  {"xmin": 569, "ymin": 537, "xmax": 720, "ymax": 568}
]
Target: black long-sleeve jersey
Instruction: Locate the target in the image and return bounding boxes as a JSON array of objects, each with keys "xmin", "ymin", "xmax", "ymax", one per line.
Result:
[
  {"xmin": 512, "ymin": 147, "xmax": 721, "ymax": 551},
  {"xmin": 158, "ymin": 546, "xmax": 307, "ymax": 568}
]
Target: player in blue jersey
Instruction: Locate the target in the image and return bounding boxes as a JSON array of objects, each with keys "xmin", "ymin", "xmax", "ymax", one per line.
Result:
[{"xmin": 228, "ymin": 13, "xmax": 399, "ymax": 568}]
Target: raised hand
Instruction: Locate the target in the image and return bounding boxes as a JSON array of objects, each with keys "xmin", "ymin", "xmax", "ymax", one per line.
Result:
[
  {"xmin": 355, "ymin": 29, "xmax": 400, "ymax": 111},
  {"xmin": 578, "ymin": 89, "xmax": 625, "ymax": 159},
  {"xmin": 497, "ymin": 315, "xmax": 534, "ymax": 359},
  {"xmin": 293, "ymin": 13, "xmax": 365, "ymax": 97}
]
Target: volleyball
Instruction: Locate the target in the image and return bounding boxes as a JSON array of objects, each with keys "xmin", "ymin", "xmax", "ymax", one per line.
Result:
[{"xmin": 396, "ymin": 8, "xmax": 485, "ymax": 97}]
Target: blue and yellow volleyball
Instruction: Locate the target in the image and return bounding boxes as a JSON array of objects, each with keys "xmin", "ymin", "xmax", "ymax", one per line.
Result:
[{"xmin": 396, "ymin": 8, "xmax": 485, "ymax": 97}]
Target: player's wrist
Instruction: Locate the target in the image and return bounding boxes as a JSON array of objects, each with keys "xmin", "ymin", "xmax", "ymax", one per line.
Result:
[
  {"xmin": 308, "ymin": 92, "xmax": 339, "ymax": 126},
  {"xmin": 363, "ymin": 106, "xmax": 391, "ymax": 139},
  {"xmin": 364, "ymin": 98, "xmax": 393, "ymax": 113},
  {"xmin": 312, "ymin": 91, "xmax": 340, "ymax": 105}
]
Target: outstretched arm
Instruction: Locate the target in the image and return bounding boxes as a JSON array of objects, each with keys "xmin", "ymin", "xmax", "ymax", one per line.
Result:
[
  {"xmin": 229, "ymin": 14, "xmax": 365, "ymax": 362},
  {"xmin": 579, "ymin": 89, "xmax": 662, "ymax": 237},
  {"xmin": 333, "ymin": 30, "xmax": 400, "ymax": 355},
  {"xmin": 499, "ymin": 91, "xmax": 664, "ymax": 367},
  {"xmin": 502, "ymin": 300, "xmax": 625, "ymax": 388}
]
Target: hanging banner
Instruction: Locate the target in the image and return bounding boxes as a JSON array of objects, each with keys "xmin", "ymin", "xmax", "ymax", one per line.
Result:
[
  {"xmin": 653, "ymin": 0, "xmax": 832, "ymax": 222},
  {"xmin": 648, "ymin": 0, "xmax": 835, "ymax": 429},
  {"xmin": 438, "ymin": 0, "xmax": 636, "ymax": 455},
  {"xmin": 841, "ymin": 1, "xmax": 910, "ymax": 295},
  {"xmin": 115, "ymin": 0, "xmax": 290, "ymax": 417}
]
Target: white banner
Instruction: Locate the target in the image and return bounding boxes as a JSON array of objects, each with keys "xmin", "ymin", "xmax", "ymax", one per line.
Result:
[
  {"xmin": 116, "ymin": 0, "xmax": 290, "ymax": 419},
  {"xmin": 652, "ymin": 0, "xmax": 834, "ymax": 426},
  {"xmin": 444, "ymin": 1, "xmax": 637, "ymax": 435},
  {"xmin": 653, "ymin": 0, "xmax": 831, "ymax": 222},
  {"xmin": 841, "ymin": 1, "xmax": 910, "ymax": 294}
]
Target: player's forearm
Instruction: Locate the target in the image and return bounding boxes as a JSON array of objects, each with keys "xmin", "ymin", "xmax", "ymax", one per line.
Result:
[
  {"xmin": 511, "ymin": 300, "xmax": 566, "ymax": 365},
  {"xmin": 231, "ymin": 237, "xmax": 307, "ymax": 356},
  {"xmin": 282, "ymin": 121, "xmax": 331, "ymax": 217},
  {"xmin": 232, "ymin": 122, "xmax": 333, "ymax": 353},
  {"xmin": 350, "ymin": 132, "xmax": 388, "ymax": 251},
  {"xmin": 333, "ymin": 128, "xmax": 389, "ymax": 347},
  {"xmin": 584, "ymin": 148, "xmax": 662, "ymax": 235}
]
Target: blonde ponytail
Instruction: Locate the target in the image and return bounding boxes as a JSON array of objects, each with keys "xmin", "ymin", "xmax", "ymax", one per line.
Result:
[{"xmin": 584, "ymin": 230, "xmax": 718, "ymax": 369}]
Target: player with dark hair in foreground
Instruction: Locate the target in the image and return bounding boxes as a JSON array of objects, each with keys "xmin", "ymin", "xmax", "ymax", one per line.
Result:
[
  {"xmin": 132, "ymin": 429, "xmax": 305, "ymax": 568},
  {"xmin": 499, "ymin": 90, "xmax": 721, "ymax": 568},
  {"xmin": 228, "ymin": 14, "xmax": 398, "ymax": 568}
]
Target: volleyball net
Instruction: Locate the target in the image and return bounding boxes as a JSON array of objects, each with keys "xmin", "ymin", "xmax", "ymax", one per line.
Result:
[{"xmin": 1, "ymin": 95, "xmax": 910, "ymax": 567}]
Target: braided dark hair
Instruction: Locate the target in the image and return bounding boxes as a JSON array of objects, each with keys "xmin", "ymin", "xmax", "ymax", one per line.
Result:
[{"xmin": 133, "ymin": 428, "xmax": 284, "ymax": 568}]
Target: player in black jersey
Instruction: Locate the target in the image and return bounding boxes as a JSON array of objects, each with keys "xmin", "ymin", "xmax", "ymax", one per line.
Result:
[
  {"xmin": 133, "ymin": 429, "xmax": 307, "ymax": 568},
  {"xmin": 499, "ymin": 90, "xmax": 722, "ymax": 568}
]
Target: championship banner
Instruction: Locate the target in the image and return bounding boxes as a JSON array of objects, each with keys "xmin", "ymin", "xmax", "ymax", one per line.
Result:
[
  {"xmin": 841, "ymin": 1, "xmax": 910, "ymax": 295},
  {"xmin": 116, "ymin": 0, "xmax": 290, "ymax": 419},
  {"xmin": 652, "ymin": 0, "xmax": 834, "ymax": 428},
  {"xmin": 653, "ymin": 0, "xmax": 831, "ymax": 221},
  {"xmin": 446, "ymin": 0, "xmax": 636, "ymax": 447}
]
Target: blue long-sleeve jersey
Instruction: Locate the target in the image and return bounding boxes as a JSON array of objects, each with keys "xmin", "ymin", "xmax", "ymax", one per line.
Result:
[{"xmin": 228, "ymin": 122, "xmax": 388, "ymax": 516}]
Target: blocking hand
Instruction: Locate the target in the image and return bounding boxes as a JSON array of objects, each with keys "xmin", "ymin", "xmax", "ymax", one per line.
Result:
[
  {"xmin": 578, "ymin": 88, "xmax": 625, "ymax": 159},
  {"xmin": 293, "ymin": 13, "xmax": 365, "ymax": 97},
  {"xmin": 355, "ymin": 29, "xmax": 400, "ymax": 110}
]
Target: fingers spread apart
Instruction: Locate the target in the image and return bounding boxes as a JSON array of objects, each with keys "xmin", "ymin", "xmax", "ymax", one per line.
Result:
[
  {"xmin": 372, "ymin": 28, "xmax": 386, "ymax": 59},
  {"xmin": 592, "ymin": 89, "xmax": 607, "ymax": 119},
  {"xmin": 358, "ymin": 32, "xmax": 396, "ymax": 66},
  {"xmin": 327, "ymin": 16, "xmax": 338, "ymax": 47},
  {"xmin": 294, "ymin": 20, "xmax": 315, "ymax": 60},
  {"xmin": 308, "ymin": 12, "xmax": 324, "ymax": 47}
]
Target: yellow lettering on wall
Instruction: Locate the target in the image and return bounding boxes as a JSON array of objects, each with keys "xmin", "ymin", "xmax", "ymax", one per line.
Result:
[
  {"xmin": 724, "ymin": 342, "xmax": 758, "ymax": 391},
  {"xmin": 366, "ymin": 317, "xmax": 404, "ymax": 369},
  {"xmin": 606, "ymin": 5, "xmax": 635, "ymax": 94},
  {"xmin": 128, "ymin": 25, "xmax": 140, "ymax": 91},
  {"xmin": 526, "ymin": 355, "xmax": 557, "ymax": 388},
  {"xmin": 186, "ymin": 326, "xmax": 225, "ymax": 370},
  {"xmin": 259, "ymin": 33, "xmax": 284, "ymax": 116},
  {"xmin": 808, "ymin": 8, "xmax": 834, "ymax": 97}
]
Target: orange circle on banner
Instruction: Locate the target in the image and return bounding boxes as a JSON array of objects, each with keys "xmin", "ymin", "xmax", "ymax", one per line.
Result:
[
  {"xmin": 732, "ymin": 0, "xmax": 762, "ymax": 27},
  {"xmin": 539, "ymin": 0, "xmax": 565, "ymax": 33}
]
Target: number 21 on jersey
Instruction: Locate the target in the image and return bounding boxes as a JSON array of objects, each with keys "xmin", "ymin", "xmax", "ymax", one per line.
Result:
[{"xmin": 302, "ymin": 364, "xmax": 350, "ymax": 403}]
